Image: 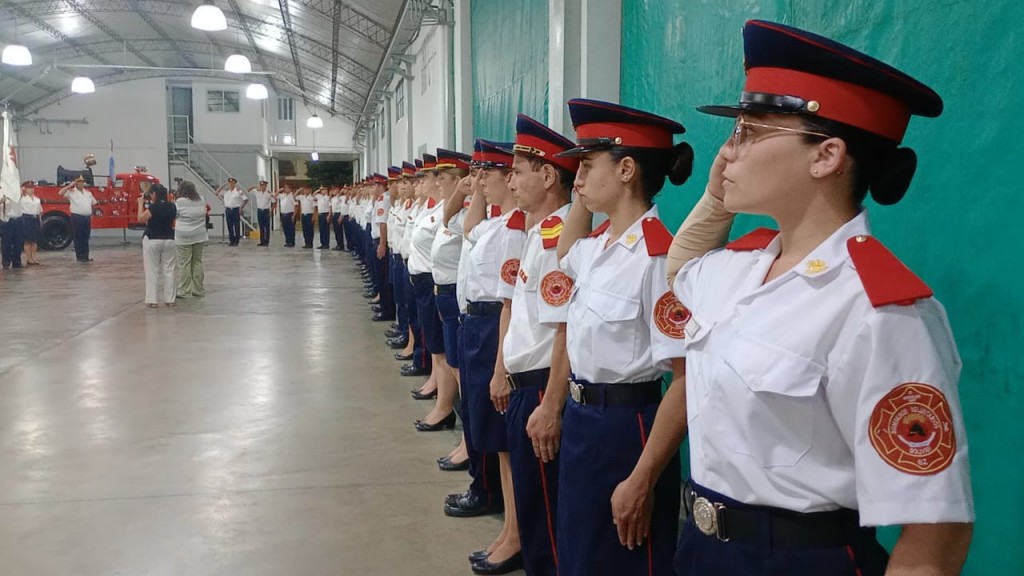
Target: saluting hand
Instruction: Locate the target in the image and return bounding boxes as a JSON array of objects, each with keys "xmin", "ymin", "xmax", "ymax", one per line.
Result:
[
  {"xmin": 707, "ymin": 146, "xmax": 728, "ymax": 202},
  {"xmin": 610, "ymin": 475, "xmax": 655, "ymax": 551},
  {"xmin": 525, "ymin": 404, "xmax": 561, "ymax": 463},
  {"xmin": 489, "ymin": 373, "xmax": 510, "ymax": 414}
]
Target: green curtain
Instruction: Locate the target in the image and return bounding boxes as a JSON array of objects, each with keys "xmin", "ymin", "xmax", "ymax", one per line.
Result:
[
  {"xmin": 621, "ymin": 1, "xmax": 1024, "ymax": 574},
  {"xmin": 471, "ymin": 0, "xmax": 549, "ymax": 141}
]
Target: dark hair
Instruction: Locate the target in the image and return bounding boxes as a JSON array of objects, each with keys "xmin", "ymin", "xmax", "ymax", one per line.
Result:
[
  {"xmin": 608, "ymin": 142, "xmax": 694, "ymax": 203},
  {"xmin": 525, "ymin": 157, "xmax": 575, "ymax": 193},
  {"xmin": 177, "ymin": 180, "xmax": 201, "ymax": 201},
  {"xmin": 151, "ymin": 183, "xmax": 169, "ymax": 202},
  {"xmin": 800, "ymin": 117, "xmax": 916, "ymax": 206}
]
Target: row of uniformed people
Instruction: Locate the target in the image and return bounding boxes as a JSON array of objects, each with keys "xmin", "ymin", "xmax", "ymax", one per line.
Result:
[{"xmin": 347, "ymin": 18, "xmax": 974, "ymax": 576}]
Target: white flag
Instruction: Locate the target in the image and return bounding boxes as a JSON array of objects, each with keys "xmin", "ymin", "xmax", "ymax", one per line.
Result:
[{"xmin": 0, "ymin": 110, "xmax": 23, "ymax": 213}]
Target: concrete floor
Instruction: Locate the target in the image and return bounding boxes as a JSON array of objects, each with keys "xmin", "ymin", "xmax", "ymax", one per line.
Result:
[{"xmin": 0, "ymin": 232, "xmax": 514, "ymax": 576}]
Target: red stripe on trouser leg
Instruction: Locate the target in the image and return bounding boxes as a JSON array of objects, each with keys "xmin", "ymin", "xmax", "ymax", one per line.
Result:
[
  {"xmin": 846, "ymin": 545, "xmax": 863, "ymax": 576},
  {"xmin": 637, "ymin": 412, "xmax": 653, "ymax": 576},
  {"xmin": 536, "ymin": 389, "xmax": 559, "ymax": 570}
]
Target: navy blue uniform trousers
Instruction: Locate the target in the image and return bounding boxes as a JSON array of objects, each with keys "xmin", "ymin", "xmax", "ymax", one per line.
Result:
[
  {"xmin": 557, "ymin": 397, "xmax": 681, "ymax": 576},
  {"xmin": 457, "ymin": 319, "xmax": 502, "ymax": 506},
  {"xmin": 280, "ymin": 212, "xmax": 296, "ymax": 246},
  {"xmin": 257, "ymin": 208, "xmax": 270, "ymax": 244},
  {"xmin": 461, "ymin": 311, "xmax": 507, "ymax": 452},
  {"xmin": 301, "ymin": 213, "xmax": 315, "ymax": 247},
  {"xmin": 1, "ymin": 217, "xmax": 25, "ymax": 268},
  {"xmin": 71, "ymin": 214, "xmax": 91, "ymax": 261},
  {"xmin": 507, "ymin": 374, "xmax": 560, "ymax": 576},
  {"xmin": 333, "ymin": 214, "xmax": 345, "ymax": 249},
  {"xmin": 318, "ymin": 213, "xmax": 330, "ymax": 248},
  {"xmin": 391, "ymin": 254, "xmax": 409, "ymax": 334},
  {"xmin": 402, "ymin": 261, "xmax": 429, "ymax": 370},
  {"xmin": 225, "ymin": 207, "xmax": 241, "ymax": 244},
  {"xmin": 374, "ymin": 239, "xmax": 395, "ymax": 319}
]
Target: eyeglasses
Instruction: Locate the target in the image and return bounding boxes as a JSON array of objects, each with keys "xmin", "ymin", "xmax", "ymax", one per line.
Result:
[{"xmin": 730, "ymin": 117, "xmax": 831, "ymax": 151}]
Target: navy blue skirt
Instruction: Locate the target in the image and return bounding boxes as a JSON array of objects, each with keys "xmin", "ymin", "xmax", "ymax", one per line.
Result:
[
  {"xmin": 21, "ymin": 214, "xmax": 41, "ymax": 243},
  {"xmin": 462, "ymin": 312, "xmax": 507, "ymax": 452},
  {"xmin": 434, "ymin": 287, "xmax": 461, "ymax": 368},
  {"xmin": 410, "ymin": 272, "xmax": 445, "ymax": 355}
]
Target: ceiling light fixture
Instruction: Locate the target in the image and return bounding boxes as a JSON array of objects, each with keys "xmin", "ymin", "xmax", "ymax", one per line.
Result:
[
  {"xmin": 310, "ymin": 151, "xmax": 319, "ymax": 161},
  {"xmin": 245, "ymin": 83, "xmax": 268, "ymax": 100},
  {"xmin": 71, "ymin": 77, "xmax": 96, "ymax": 94},
  {"xmin": 306, "ymin": 114, "xmax": 323, "ymax": 129},
  {"xmin": 224, "ymin": 54, "xmax": 252, "ymax": 74},
  {"xmin": 2, "ymin": 44, "xmax": 32, "ymax": 66},
  {"xmin": 191, "ymin": 0, "xmax": 227, "ymax": 32}
]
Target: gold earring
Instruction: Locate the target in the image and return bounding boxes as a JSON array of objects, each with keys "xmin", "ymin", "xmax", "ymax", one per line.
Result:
[{"xmin": 813, "ymin": 169, "xmax": 819, "ymax": 175}]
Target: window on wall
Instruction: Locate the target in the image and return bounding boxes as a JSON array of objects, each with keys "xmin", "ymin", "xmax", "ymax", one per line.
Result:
[
  {"xmin": 421, "ymin": 51, "xmax": 436, "ymax": 95},
  {"xmin": 207, "ymin": 90, "xmax": 240, "ymax": 112},
  {"xmin": 278, "ymin": 97, "xmax": 294, "ymax": 121},
  {"xmin": 395, "ymin": 79, "xmax": 405, "ymax": 121}
]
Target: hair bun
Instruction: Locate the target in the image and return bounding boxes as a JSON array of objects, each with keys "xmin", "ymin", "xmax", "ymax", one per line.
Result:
[
  {"xmin": 667, "ymin": 142, "xmax": 694, "ymax": 186},
  {"xmin": 869, "ymin": 147, "xmax": 917, "ymax": 205}
]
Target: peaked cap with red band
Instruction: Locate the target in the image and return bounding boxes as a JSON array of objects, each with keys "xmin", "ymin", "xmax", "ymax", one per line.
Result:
[
  {"xmin": 436, "ymin": 148, "xmax": 471, "ymax": 171},
  {"xmin": 505, "ymin": 114, "xmax": 579, "ymax": 173},
  {"xmin": 474, "ymin": 139, "xmax": 514, "ymax": 168},
  {"xmin": 558, "ymin": 98, "xmax": 685, "ymax": 158},
  {"xmin": 387, "ymin": 166, "xmax": 401, "ymax": 180},
  {"xmin": 402, "ymin": 161, "xmax": 417, "ymax": 177},
  {"xmin": 420, "ymin": 153, "xmax": 438, "ymax": 172},
  {"xmin": 698, "ymin": 20, "xmax": 943, "ymax": 144}
]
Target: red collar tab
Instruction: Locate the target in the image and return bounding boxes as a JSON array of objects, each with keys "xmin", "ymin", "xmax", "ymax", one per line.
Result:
[
  {"xmin": 847, "ymin": 235, "xmax": 932, "ymax": 307},
  {"xmin": 427, "ymin": 198, "xmax": 437, "ymax": 209},
  {"xmin": 641, "ymin": 217, "xmax": 673, "ymax": 257},
  {"xmin": 506, "ymin": 209, "xmax": 526, "ymax": 231},
  {"xmin": 489, "ymin": 204, "xmax": 502, "ymax": 218},
  {"xmin": 726, "ymin": 227, "xmax": 779, "ymax": 251},
  {"xmin": 513, "ymin": 114, "xmax": 579, "ymax": 173},
  {"xmin": 540, "ymin": 215, "xmax": 564, "ymax": 250},
  {"xmin": 588, "ymin": 220, "xmax": 611, "ymax": 238},
  {"xmin": 404, "ymin": 199, "xmax": 413, "ymax": 209}
]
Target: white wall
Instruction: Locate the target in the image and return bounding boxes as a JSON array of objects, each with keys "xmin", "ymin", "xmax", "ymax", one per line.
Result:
[
  {"xmin": 191, "ymin": 82, "xmax": 264, "ymax": 145},
  {"xmin": 16, "ymin": 78, "xmax": 169, "ymax": 186}
]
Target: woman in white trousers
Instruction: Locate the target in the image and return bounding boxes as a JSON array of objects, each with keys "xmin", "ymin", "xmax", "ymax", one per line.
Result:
[{"xmin": 138, "ymin": 184, "xmax": 178, "ymax": 307}]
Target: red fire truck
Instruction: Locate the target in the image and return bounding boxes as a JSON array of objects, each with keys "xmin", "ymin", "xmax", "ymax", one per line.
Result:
[{"xmin": 34, "ymin": 169, "xmax": 162, "ymax": 250}]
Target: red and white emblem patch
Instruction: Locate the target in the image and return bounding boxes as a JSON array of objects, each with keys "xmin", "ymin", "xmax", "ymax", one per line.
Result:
[
  {"xmin": 540, "ymin": 271, "xmax": 573, "ymax": 306},
  {"xmin": 653, "ymin": 292, "xmax": 690, "ymax": 339},
  {"xmin": 376, "ymin": 208, "xmax": 385, "ymax": 216},
  {"xmin": 500, "ymin": 259, "xmax": 520, "ymax": 286},
  {"xmin": 869, "ymin": 383, "xmax": 956, "ymax": 476}
]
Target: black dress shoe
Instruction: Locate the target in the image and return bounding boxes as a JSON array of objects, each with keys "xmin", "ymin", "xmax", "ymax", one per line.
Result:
[
  {"xmin": 372, "ymin": 313, "xmax": 395, "ymax": 322},
  {"xmin": 302, "ymin": 245, "xmax": 312, "ymax": 249},
  {"xmin": 384, "ymin": 328, "xmax": 404, "ymax": 338},
  {"xmin": 392, "ymin": 347, "xmax": 412, "ymax": 358},
  {"xmin": 468, "ymin": 550, "xmax": 489, "ymax": 563},
  {"xmin": 371, "ymin": 305, "xmax": 383, "ymax": 313},
  {"xmin": 411, "ymin": 388, "xmax": 437, "ymax": 400},
  {"xmin": 444, "ymin": 492, "xmax": 503, "ymax": 518},
  {"xmin": 362, "ymin": 292, "xmax": 377, "ymax": 299},
  {"xmin": 390, "ymin": 340, "xmax": 411, "ymax": 352},
  {"xmin": 438, "ymin": 456, "xmax": 470, "ymax": 472},
  {"xmin": 415, "ymin": 412, "xmax": 456, "ymax": 432},
  {"xmin": 472, "ymin": 552, "xmax": 523, "ymax": 575},
  {"xmin": 400, "ymin": 364, "xmax": 429, "ymax": 377}
]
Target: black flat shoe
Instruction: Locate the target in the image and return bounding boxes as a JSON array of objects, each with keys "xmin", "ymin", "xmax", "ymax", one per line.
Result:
[
  {"xmin": 444, "ymin": 491, "xmax": 503, "ymax": 518},
  {"xmin": 471, "ymin": 552, "xmax": 523, "ymax": 575},
  {"xmin": 411, "ymin": 388, "xmax": 437, "ymax": 400},
  {"xmin": 384, "ymin": 329, "xmax": 404, "ymax": 338},
  {"xmin": 414, "ymin": 412, "xmax": 456, "ymax": 432},
  {"xmin": 438, "ymin": 456, "xmax": 469, "ymax": 472},
  {"xmin": 400, "ymin": 365, "xmax": 430, "ymax": 377},
  {"xmin": 393, "ymin": 350, "xmax": 413, "ymax": 360},
  {"xmin": 372, "ymin": 313, "xmax": 395, "ymax": 322},
  {"xmin": 468, "ymin": 550, "xmax": 489, "ymax": 564},
  {"xmin": 388, "ymin": 338, "xmax": 409, "ymax": 350}
]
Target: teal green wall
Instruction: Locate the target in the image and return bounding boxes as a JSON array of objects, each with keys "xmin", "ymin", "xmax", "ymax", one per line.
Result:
[
  {"xmin": 621, "ymin": 1, "xmax": 1023, "ymax": 573},
  {"xmin": 470, "ymin": 0, "xmax": 549, "ymax": 141}
]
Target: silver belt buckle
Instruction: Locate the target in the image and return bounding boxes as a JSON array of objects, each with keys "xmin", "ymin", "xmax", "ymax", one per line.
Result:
[
  {"xmin": 569, "ymin": 380, "xmax": 585, "ymax": 405},
  {"xmin": 505, "ymin": 373, "xmax": 517, "ymax": 391},
  {"xmin": 692, "ymin": 496, "xmax": 729, "ymax": 542}
]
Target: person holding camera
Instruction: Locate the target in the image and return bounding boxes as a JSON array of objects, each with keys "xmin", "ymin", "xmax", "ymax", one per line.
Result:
[{"xmin": 138, "ymin": 183, "xmax": 177, "ymax": 307}]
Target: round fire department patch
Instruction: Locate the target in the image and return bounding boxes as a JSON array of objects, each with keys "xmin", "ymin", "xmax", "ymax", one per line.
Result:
[
  {"xmin": 540, "ymin": 271, "xmax": 573, "ymax": 306},
  {"xmin": 653, "ymin": 291, "xmax": 690, "ymax": 339},
  {"xmin": 869, "ymin": 383, "xmax": 956, "ymax": 476},
  {"xmin": 376, "ymin": 208, "xmax": 385, "ymax": 217},
  {"xmin": 500, "ymin": 259, "xmax": 521, "ymax": 286}
]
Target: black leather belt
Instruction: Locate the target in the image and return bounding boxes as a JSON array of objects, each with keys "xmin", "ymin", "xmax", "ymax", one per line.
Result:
[
  {"xmin": 435, "ymin": 284, "xmax": 456, "ymax": 296},
  {"xmin": 467, "ymin": 301, "xmax": 503, "ymax": 316},
  {"xmin": 506, "ymin": 368, "xmax": 550, "ymax": 391},
  {"xmin": 683, "ymin": 482, "xmax": 863, "ymax": 548},
  {"xmin": 568, "ymin": 379, "xmax": 662, "ymax": 407}
]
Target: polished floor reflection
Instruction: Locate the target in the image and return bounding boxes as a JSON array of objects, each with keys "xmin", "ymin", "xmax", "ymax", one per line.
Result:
[{"xmin": 0, "ymin": 233, "xmax": 511, "ymax": 575}]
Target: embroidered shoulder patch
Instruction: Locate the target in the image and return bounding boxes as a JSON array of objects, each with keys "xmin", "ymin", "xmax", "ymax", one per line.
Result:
[
  {"xmin": 869, "ymin": 383, "xmax": 956, "ymax": 476},
  {"xmin": 540, "ymin": 216, "xmax": 563, "ymax": 250},
  {"xmin": 500, "ymin": 258, "xmax": 521, "ymax": 285},
  {"xmin": 653, "ymin": 291, "xmax": 690, "ymax": 339},
  {"xmin": 540, "ymin": 271, "xmax": 573, "ymax": 306}
]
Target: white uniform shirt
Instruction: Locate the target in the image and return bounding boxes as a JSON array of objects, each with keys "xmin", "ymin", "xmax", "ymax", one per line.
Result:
[
  {"xmin": 408, "ymin": 199, "xmax": 444, "ymax": 275},
  {"xmin": 339, "ymin": 196, "xmax": 351, "ymax": 216},
  {"xmin": 560, "ymin": 206, "xmax": 684, "ymax": 384},
  {"xmin": 298, "ymin": 194, "xmax": 316, "ymax": 215},
  {"xmin": 254, "ymin": 189, "xmax": 273, "ymax": 210},
  {"xmin": 331, "ymin": 196, "xmax": 345, "ymax": 218},
  {"xmin": 503, "ymin": 204, "xmax": 572, "ymax": 374},
  {"xmin": 387, "ymin": 200, "xmax": 402, "ymax": 252},
  {"xmin": 315, "ymin": 193, "xmax": 331, "ymax": 214},
  {"xmin": 20, "ymin": 195, "xmax": 41, "ymax": 216},
  {"xmin": 400, "ymin": 201, "xmax": 423, "ymax": 257},
  {"xmin": 430, "ymin": 209, "xmax": 464, "ymax": 286},
  {"xmin": 222, "ymin": 186, "xmax": 245, "ymax": 209},
  {"xmin": 391, "ymin": 199, "xmax": 411, "ymax": 255},
  {"xmin": 66, "ymin": 188, "xmax": 97, "ymax": 216},
  {"xmin": 363, "ymin": 197, "xmax": 374, "ymax": 233},
  {"xmin": 451, "ymin": 209, "xmax": 473, "ymax": 313},
  {"xmin": 673, "ymin": 211, "xmax": 973, "ymax": 525},
  {"xmin": 371, "ymin": 193, "xmax": 389, "ymax": 240},
  {"xmin": 277, "ymin": 193, "xmax": 296, "ymax": 214},
  {"xmin": 464, "ymin": 209, "xmax": 526, "ymax": 304}
]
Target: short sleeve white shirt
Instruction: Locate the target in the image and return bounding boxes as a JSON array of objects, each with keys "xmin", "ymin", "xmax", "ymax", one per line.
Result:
[
  {"xmin": 277, "ymin": 193, "xmax": 296, "ymax": 213},
  {"xmin": 463, "ymin": 210, "xmax": 520, "ymax": 304},
  {"xmin": 430, "ymin": 209, "xmax": 463, "ymax": 286},
  {"xmin": 222, "ymin": 187, "xmax": 245, "ymax": 208},
  {"xmin": 66, "ymin": 188, "xmax": 97, "ymax": 216},
  {"xmin": 407, "ymin": 199, "xmax": 443, "ymax": 274},
  {"xmin": 254, "ymin": 190, "xmax": 273, "ymax": 210},
  {"xmin": 20, "ymin": 195, "xmax": 41, "ymax": 216},
  {"xmin": 298, "ymin": 194, "xmax": 316, "ymax": 214}
]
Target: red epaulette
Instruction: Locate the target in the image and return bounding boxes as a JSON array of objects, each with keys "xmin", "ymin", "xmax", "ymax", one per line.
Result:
[
  {"xmin": 588, "ymin": 220, "xmax": 611, "ymax": 238},
  {"xmin": 489, "ymin": 205, "xmax": 502, "ymax": 218},
  {"xmin": 726, "ymin": 227, "xmax": 779, "ymax": 251},
  {"xmin": 540, "ymin": 215, "xmax": 563, "ymax": 250},
  {"xmin": 404, "ymin": 199, "xmax": 413, "ymax": 209},
  {"xmin": 847, "ymin": 235, "xmax": 933, "ymax": 307},
  {"xmin": 641, "ymin": 217, "xmax": 673, "ymax": 257},
  {"xmin": 427, "ymin": 198, "xmax": 437, "ymax": 209},
  {"xmin": 506, "ymin": 209, "xmax": 526, "ymax": 231}
]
